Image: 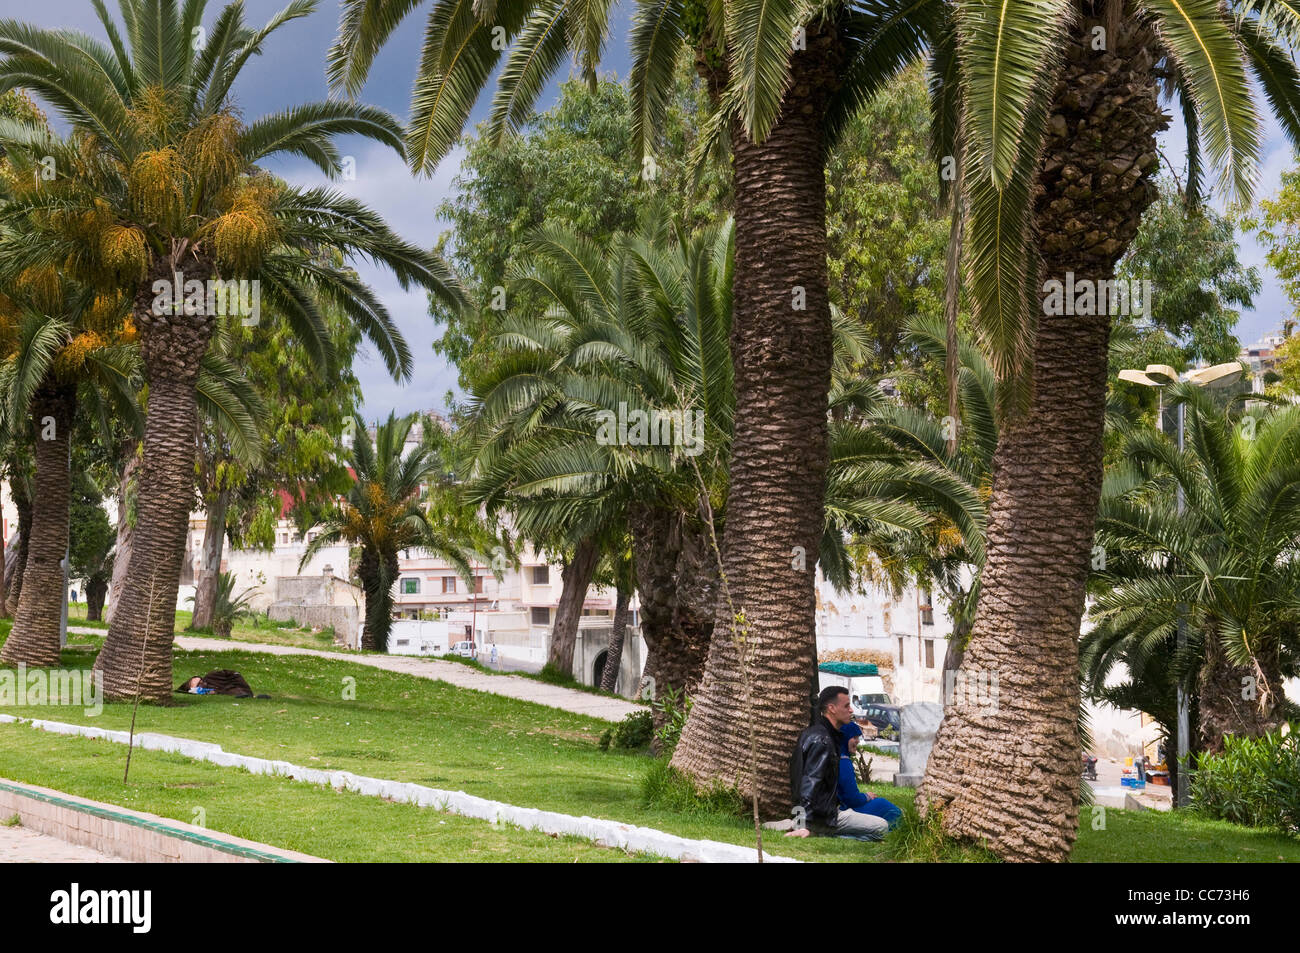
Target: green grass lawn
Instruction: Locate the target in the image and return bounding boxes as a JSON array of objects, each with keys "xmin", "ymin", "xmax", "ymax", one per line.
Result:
[
  {"xmin": 1, "ymin": 629, "xmax": 1297, "ymax": 862},
  {"xmin": 0, "ymin": 729, "xmax": 651, "ymax": 862},
  {"xmin": 65, "ymin": 603, "xmax": 346, "ymax": 651}
]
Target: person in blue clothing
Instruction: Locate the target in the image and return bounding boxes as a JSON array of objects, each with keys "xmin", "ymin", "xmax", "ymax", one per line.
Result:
[{"xmin": 838, "ymin": 721, "xmax": 903, "ymax": 835}]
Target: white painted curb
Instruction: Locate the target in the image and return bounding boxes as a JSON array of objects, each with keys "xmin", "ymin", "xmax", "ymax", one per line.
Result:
[{"xmin": 0, "ymin": 714, "xmax": 797, "ymax": 863}]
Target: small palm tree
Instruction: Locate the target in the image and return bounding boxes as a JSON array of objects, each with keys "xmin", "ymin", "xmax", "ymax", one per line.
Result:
[
  {"xmin": 1085, "ymin": 385, "xmax": 1300, "ymax": 755},
  {"xmin": 0, "ymin": 0, "xmax": 467, "ymax": 699},
  {"xmin": 186, "ymin": 571, "xmax": 259, "ymax": 638},
  {"xmin": 302, "ymin": 412, "xmax": 498, "ymax": 653},
  {"xmin": 465, "ymin": 213, "xmax": 734, "ymax": 691}
]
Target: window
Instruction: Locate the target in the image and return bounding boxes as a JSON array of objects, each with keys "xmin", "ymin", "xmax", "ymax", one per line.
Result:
[
  {"xmin": 898, "ymin": 637, "xmax": 904, "ymax": 664},
  {"xmin": 401, "ymin": 578, "xmax": 420, "ymax": 594},
  {"xmin": 532, "ymin": 565, "xmax": 550, "ymax": 585},
  {"xmin": 920, "ymin": 588, "xmax": 934, "ymax": 626},
  {"xmin": 473, "ymin": 576, "xmax": 484, "ymax": 594},
  {"xmin": 442, "ymin": 576, "xmax": 457, "ymax": 594},
  {"xmin": 530, "ymin": 607, "xmax": 550, "ymax": 626},
  {"xmin": 395, "ymin": 639, "xmax": 409, "ymax": 647},
  {"xmin": 924, "ymin": 639, "xmax": 935, "ymax": 669}
]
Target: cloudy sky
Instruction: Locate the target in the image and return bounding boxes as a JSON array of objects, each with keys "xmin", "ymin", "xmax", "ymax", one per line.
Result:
[{"xmin": 17, "ymin": 0, "xmax": 1295, "ymax": 421}]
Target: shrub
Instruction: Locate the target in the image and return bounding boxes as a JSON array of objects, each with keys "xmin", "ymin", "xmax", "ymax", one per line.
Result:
[
  {"xmin": 1190, "ymin": 725, "xmax": 1300, "ymax": 834},
  {"xmin": 601, "ymin": 710, "xmax": 653, "ymax": 751},
  {"xmin": 652, "ymin": 684, "xmax": 691, "ymax": 752}
]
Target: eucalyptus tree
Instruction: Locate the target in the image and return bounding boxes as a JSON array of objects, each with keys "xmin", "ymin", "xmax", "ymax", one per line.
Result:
[{"xmin": 0, "ymin": 0, "xmax": 465, "ymax": 699}]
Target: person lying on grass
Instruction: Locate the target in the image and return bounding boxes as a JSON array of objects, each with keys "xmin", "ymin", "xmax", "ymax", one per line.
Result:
[
  {"xmin": 786, "ymin": 686, "xmax": 889, "ymax": 841},
  {"xmin": 838, "ymin": 721, "xmax": 902, "ymax": 834},
  {"xmin": 175, "ymin": 670, "xmax": 268, "ymax": 699}
]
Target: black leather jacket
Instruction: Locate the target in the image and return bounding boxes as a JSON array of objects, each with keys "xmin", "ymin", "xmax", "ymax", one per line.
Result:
[{"xmin": 789, "ymin": 717, "xmax": 841, "ymax": 833}]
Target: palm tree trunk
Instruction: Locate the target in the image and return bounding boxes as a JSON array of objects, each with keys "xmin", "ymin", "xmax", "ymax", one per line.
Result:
[
  {"xmin": 189, "ymin": 487, "xmax": 231, "ymax": 630},
  {"xmin": 629, "ymin": 504, "xmax": 713, "ymax": 711},
  {"xmin": 547, "ymin": 536, "xmax": 600, "ymax": 675},
  {"xmin": 5, "ymin": 476, "xmax": 32, "ymax": 617},
  {"xmin": 86, "ymin": 574, "xmax": 108, "ymax": 621},
  {"xmin": 600, "ymin": 585, "xmax": 631, "ymax": 693},
  {"xmin": 358, "ymin": 547, "xmax": 399, "ymax": 651},
  {"xmin": 670, "ymin": 23, "xmax": 845, "ymax": 814},
  {"xmin": 104, "ymin": 446, "xmax": 139, "ymax": 625},
  {"xmin": 95, "ymin": 255, "xmax": 216, "ymax": 701},
  {"xmin": 1197, "ymin": 629, "xmax": 1285, "ymax": 752},
  {"xmin": 919, "ymin": 16, "xmax": 1167, "ymax": 861},
  {"xmin": 1, "ymin": 382, "xmax": 76, "ymax": 667}
]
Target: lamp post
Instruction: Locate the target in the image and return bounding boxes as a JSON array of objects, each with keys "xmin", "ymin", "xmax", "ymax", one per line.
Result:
[{"xmin": 1116, "ymin": 362, "xmax": 1243, "ymax": 808}]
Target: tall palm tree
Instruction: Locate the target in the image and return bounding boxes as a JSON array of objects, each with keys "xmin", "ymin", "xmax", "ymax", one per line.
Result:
[
  {"xmin": 919, "ymin": 0, "xmax": 1300, "ymax": 862},
  {"xmin": 326, "ymin": 0, "xmax": 945, "ymax": 809},
  {"xmin": 0, "ymin": 272, "xmax": 136, "ymax": 667},
  {"xmin": 1085, "ymin": 385, "xmax": 1300, "ymax": 754},
  {"xmin": 0, "ymin": 0, "xmax": 465, "ymax": 699},
  {"xmin": 301, "ymin": 412, "xmax": 499, "ymax": 652}
]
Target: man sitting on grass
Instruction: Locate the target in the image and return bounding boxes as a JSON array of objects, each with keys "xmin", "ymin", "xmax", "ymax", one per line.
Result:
[{"xmin": 785, "ymin": 686, "xmax": 888, "ymax": 841}]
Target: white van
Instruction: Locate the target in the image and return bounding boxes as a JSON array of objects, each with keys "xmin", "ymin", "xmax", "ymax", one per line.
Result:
[{"xmin": 452, "ymin": 640, "xmax": 476, "ymax": 659}]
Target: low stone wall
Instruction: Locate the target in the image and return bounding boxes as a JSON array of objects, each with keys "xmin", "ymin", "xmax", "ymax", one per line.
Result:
[
  {"xmin": 0, "ymin": 778, "xmax": 326, "ymax": 863},
  {"xmin": 267, "ymin": 604, "xmax": 360, "ymax": 648}
]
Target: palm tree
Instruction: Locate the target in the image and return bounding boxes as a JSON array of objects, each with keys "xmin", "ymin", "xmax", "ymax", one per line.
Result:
[
  {"xmin": 920, "ymin": 0, "xmax": 1300, "ymax": 861},
  {"xmin": 464, "ymin": 214, "xmax": 734, "ymax": 692},
  {"xmin": 1085, "ymin": 385, "xmax": 1300, "ymax": 756},
  {"xmin": 0, "ymin": 0, "xmax": 465, "ymax": 699},
  {"xmin": 186, "ymin": 570, "xmax": 258, "ymax": 638},
  {"xmin": 325, "ymin": 0, "xmax": 947, "ymax": 809},
  {"xmin": 0, "ymin": 269, "xmax": 137, "ymax": 667},
  {"xmin": 822, "ymin": 314, "xmax": 994, "ymax": 673},
  {"xmin": 301, "ymin": 412, "xmax": 498, "ymax": 652}
]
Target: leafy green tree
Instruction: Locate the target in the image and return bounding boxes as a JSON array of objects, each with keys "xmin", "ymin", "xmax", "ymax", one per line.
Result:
[
  {"xmin": 0, "ymin": 0, "xmax": 465, "ymax": 699},
  {"xmin": 826, "ymin": 66, "xmax": 949, "ymax": 386},
  {"xmin": 68, "ymin": 472, "xmax": 115, "ymax": 621},
  {"xmin": 433, "ymin": 75, "xmax": 726, "ymax": 394},
  {"xmin": 191, "ymin": 279, "xmax": 363, "ymax": 629},
  {"xmin": 1115, "ymin": 182, "xmax": 1259, "ymax": 368}
]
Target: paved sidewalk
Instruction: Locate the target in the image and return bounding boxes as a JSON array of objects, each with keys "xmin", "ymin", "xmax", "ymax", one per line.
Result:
[
  {"xmin": 0, "ymin": 822, "xmax": 124, "ymax": 862},
  {"xmin": 66, "ymin": 630, "xmax": 646, "ymax": 722},
  {"xmin": 172, "ymin": 637, "xmax": 646, "ymax": 721}
]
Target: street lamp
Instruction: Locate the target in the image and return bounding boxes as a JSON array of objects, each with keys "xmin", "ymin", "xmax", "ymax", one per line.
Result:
[{"xmin": 1116, "ymin": 362, "xmax": 1243, "ymax": 808}]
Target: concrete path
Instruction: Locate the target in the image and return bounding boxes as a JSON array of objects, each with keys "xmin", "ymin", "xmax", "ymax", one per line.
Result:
[
  {"xmin": 132, "ymin": 633, "xmax": 646, "ymax": 722},
  {"xmin": 0, "ymin": 822, "xmax": 124, "ymax": 863}
]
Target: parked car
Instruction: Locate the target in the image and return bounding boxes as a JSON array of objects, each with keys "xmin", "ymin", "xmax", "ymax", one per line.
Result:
[
  {"xmin": 851, "ymin": 692, "xmax": 893, "ymax": 715},
  {"xmin": 858, "ymin": 704, "xmax": 901, "ymax": 739},
  {"xmin": 451, "ymin": 640, "xmax": 476, "ymax": 659}
]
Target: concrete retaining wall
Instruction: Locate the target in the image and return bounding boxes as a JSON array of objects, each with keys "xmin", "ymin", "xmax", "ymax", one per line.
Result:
[{"xmin": 0, "ymin": 778, "xmax": 326, "ymax": 863}]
